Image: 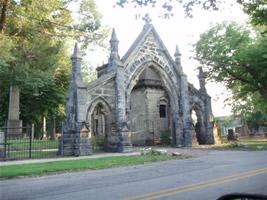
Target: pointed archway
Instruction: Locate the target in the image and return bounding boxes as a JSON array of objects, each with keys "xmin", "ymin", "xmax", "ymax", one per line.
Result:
[
  {"xmin": 127, "ymin": 65, "xmax": 176, "ymax": 146},
  {"xmin": 190, "ymin": 104, "xmax": 206, "ymax": 145},
  {"xmin": 87, "ymin": 97, "xmax": 112, "ymax": 151}
]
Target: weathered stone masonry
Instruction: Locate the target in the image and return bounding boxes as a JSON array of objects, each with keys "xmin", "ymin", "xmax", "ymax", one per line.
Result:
[{"xmin": 62, "ymin": 20, "xmax": 214, "ymax": 156}]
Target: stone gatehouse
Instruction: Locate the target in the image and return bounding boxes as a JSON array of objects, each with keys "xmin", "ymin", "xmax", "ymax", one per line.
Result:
[{"xmin": 62, "ymin": 19, "xmax": 214, "ymax": 156}]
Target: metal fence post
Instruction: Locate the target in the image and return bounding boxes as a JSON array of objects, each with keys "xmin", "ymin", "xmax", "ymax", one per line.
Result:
[
  {"xmin": 61, "ymin": 121, "xmax": 64, "ymax": 156},
  {"xmin": 3, "ymin": 126, "xmax": 7, "ymax": 160},
  {"xmin": 29, "ymin": 125, "xmax": 32, "ymax": 159}
]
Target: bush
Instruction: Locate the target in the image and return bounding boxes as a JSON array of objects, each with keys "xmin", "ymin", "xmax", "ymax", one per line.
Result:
[
  {"xmin": 160, "ymin": 131, "xmax": 171, "ymax": 145},
  {"xmin": 140, "ymin": 147, "xmax": 167, "ymax": 156},
  {"xmin": 91, "ymin": 135, "xmax": 105, "ymax": 150}
]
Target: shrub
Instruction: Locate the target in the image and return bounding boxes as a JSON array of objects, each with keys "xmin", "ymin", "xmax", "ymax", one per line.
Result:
[
  {"xmin": 140, "ymin": 147, "xmax": 167, "ymax": 156},
  {"xmin": 160, "ymin": 131, "xmax": 171, "ymax": 145}
]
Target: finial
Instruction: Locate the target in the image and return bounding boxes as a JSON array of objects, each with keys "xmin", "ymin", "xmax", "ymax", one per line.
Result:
[
  {"xmin": 174, "ymin": 45, "xmax": 181, "ymax": 57},
  {"xmin": 110, "ymin": 28, "xmax": 118, "ymax": 42},
  {"xmin": 143, "ymin": 13, "xmax": 152, "ymax": 25},
  {"xmin": 71, "ymin": 42, "xmax": 81, "ymax": 59},
  {"xmin": 109, "ymin": 28, "xmax": 119, "ymax": 60}
]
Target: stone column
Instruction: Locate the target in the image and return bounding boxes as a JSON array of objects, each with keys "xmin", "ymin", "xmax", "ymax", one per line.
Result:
[
  {"xmin": 109, "ymin": 28, "xmax": 132, "ymax": 152},
  {"xmin": 205, "ymin": 96, "xmax": 215, "ymax": 144},
  {"xmin": 180, "ymin": 74, "xmax": 192, "ymax": 147},
  {"xmin": 172, "ymin": 111, "xmax": 182, "ymax": 147},
  {"xmin": 115, "ymin": 63, "xmax": 132, "ymax": 152},
  {"xmin": 7, "ymin": 85, "xmax": 22, "ymax": 136},
  {"xmin": 62, "ymin": 42, "xmax": 92, "ymax": 156}
]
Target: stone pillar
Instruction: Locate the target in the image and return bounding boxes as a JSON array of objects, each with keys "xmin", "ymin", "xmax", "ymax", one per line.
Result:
[
  {"xmin": 7, "ymin": 85, "xmax": 22, "ymax": 136},
  {"xmin": 198, "ymin": 67, "xmax": 214, "ymax": 145},
  {"xmin": 115, "ymin": 64, "xmax": 132, "ymax": 152},
  {"xmin": 180, "ymin": 74, "xmax": 192, "ymax": 147},
  {"xmin": 109, "ymin": 28, "xmax": 132, "ymax": 152},
  {"xmin": 172, "ymin": 111, "xmax": 182, "ymax": 147},
  {"xmin": 205, "ymin": 96, "xmax": 215, "ymax": 144},
  {"xmin": 62, "ymin": 42, "xmax": 92, "ymax": 156}
]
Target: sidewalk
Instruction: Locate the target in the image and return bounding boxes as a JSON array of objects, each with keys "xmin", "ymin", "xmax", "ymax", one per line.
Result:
[
  {"xmin": 0, "ymin": 152, "xmax": 141, "ymax": 166},
  {"xmin": 0, "ymin": 147, "xmax": 211, "ymax": 167}
]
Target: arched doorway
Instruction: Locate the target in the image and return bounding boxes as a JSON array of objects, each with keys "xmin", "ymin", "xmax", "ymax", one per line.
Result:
[
  {"xmin": 128, "ymin": 66, "xmax": 172, "ymax": 146},
  {"xmin": 87, "ymin": 98, "xmax": 112, "ymax": 152},
  {"xmin": 190, "ymin": 105, "xmax": 206, "ymax": 145}
]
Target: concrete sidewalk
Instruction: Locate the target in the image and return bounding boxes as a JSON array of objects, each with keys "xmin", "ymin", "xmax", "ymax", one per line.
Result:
[
  {"xmin": 0, "ymin": 147, "xmax": 211, "ymax": 167},
  {"xmin": 0, "ymin": 152, "xmax": 140, "ymax": 166}
]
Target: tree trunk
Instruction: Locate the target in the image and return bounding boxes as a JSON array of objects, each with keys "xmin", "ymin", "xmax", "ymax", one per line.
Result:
[{"xmin": 0, "ymin": 0, "xmax": 9, "ymax": 32}]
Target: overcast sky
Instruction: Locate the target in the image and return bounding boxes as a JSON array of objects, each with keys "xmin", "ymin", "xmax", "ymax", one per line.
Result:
[{"xmin": 85, "ymin": 0, "xmax": 249, "ymax": 117}]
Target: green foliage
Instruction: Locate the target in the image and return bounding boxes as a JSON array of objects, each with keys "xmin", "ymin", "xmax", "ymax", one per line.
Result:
[
  {"xmin": 195, "ymin": 21, "xmax": 267, "ymax": 128},
  {"xmin": 91, "ymin": 135, "xmax": 105, "ymax": 150},
  {"xmin": 140, "ymin": 147, "xmax": 168, "ymax": 156},
  {"xmin": 82, "ymin": 64, "xmax": 97, "ymax": 85},
  {"xmin": 116, "ymin": 0, "xmax": 219, "ymax": 18},
  {"xmin": 0, "ymin": 0, "xmax": 106, "ymax": 128},
  {"xmin": 238, "ymin": 0, "xmax": 267, "ymax": 27},
  {"xmin": 226, "ymin": 138, "xmax": 267, "ymax": 150},
  {"xmin": 160, "ymin": 131, "xmax": 171, "ymax": 145}
]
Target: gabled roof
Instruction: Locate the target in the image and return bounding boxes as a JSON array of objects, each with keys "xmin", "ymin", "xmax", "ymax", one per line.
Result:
[{"xmin": 121, "ymin": 23, "xmax": 175, "ymax": 66}]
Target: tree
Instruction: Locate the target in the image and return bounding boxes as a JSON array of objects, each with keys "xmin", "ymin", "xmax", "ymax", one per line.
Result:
[
  {"xmin": 195, "ymin": 22, "xmax": 267, "ymax": 99},
  {"xmin": 194, "ymin": 21, "xmax": 267, "ymax": 127},
  {"xmin": 0, "ymin": 0, "xmax": 107, "ymax": 136},
  {"xmin": 116, "ymin": 0, "xmax": 220, "ymax": 17},
  {"xmin": 237, "ymin": 0, "xmax": 267, "ymax": 27}
]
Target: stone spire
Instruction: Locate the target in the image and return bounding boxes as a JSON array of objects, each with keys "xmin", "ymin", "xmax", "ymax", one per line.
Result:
[
  {"xmin": 71, "ymin": 42, "xmax": 81, "ymax": 60},
  {"xmin": 198, "ymin": 67, "xmax": 207, "ymax": 93},
  {"xmin": 110, "ymin": 28, "xmax": 119, "ymax": 60},
  {"xmin": 71, "ymin": 42, "xmax": 82, "ymax": 82}
]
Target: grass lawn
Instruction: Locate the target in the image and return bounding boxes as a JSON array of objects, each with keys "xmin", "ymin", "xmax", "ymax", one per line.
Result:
[
  {"xmin": 0, "ymin": 154, "xmax": 191, "ymax": 179},
  {"xmin": 224, "ymin": 138, "xmax": 267, "ymax": 150},
  {"xmin": 7, "ymin": 150, "xmax": 59, "ymax": 159},
  {"xmin": 4, "ymin": 139, "xmax": 59, "ymax": 159},
  {"xmin": 7, "ymin": 139, "xmax": 58, "ymax": 151}
]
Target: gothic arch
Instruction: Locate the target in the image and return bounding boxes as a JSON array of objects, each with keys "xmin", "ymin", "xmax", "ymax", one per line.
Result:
[
  {"xmin": 86, "ymin": 97, "xmax": 112, "ymax": 150},
  {"xmin": 125, "ymin": 59, "xmax": 180, "ymax": 145},
  {"xmin": 87, "ymin": 97, "xmax": 111, "ymax": 121},
  {"xmin": 125, "ymin": 60, "xmax": 179, "ymax": 113},
  {"xmin": 190, "ymin": 101, "xmax": 206, "ymax": 145}
]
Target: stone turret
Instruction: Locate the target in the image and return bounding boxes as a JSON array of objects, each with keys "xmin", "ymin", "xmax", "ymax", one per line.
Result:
[
  {"xmin": 109, "ymin": 28, "xmax": 119, "ymax": 61},
  {"xmin": 108, "ymin": 28, "xmax": 132, "ymax": 153},
  {"xmin": 71, "ymin": 42, "xmax": 83, "ymax": 85},
  {"xmin": 62, "ymin": 42, "xmax": 91, "ymax": 156}
]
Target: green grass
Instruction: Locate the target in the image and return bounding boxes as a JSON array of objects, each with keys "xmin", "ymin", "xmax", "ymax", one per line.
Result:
[
  {"xmin": 7, "ymin": 139, "xmax": 58, "ymax": 151},
  {"xmin": 0, "ymin": 154, "xmax": 191, "ymax": 179},
  {"xmin": 7, "ymin": 150, "xmax": 59, "ymax": 159},
  {"xmin": 4, "ymin": 139, "xmax": 59, "ymax": 159},
  {"xmin": 224, "ymin": 138, "xmax": 267, "ymax": 150}
]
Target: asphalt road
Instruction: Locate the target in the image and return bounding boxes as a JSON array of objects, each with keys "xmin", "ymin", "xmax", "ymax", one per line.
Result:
[{"xmin": 1, "ymin": 150, "xmax": 267, "ymax": 200}]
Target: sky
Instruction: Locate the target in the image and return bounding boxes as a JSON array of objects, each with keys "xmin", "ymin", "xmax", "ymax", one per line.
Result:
[{"xmin": 85, "ymin": 0, "xmax": 249, "ymax": 117}]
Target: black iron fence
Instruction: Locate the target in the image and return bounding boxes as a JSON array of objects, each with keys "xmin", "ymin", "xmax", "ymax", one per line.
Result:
[{"xmin": 0, "ymin": 126, "xmax": 62, "ymax": 160}]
